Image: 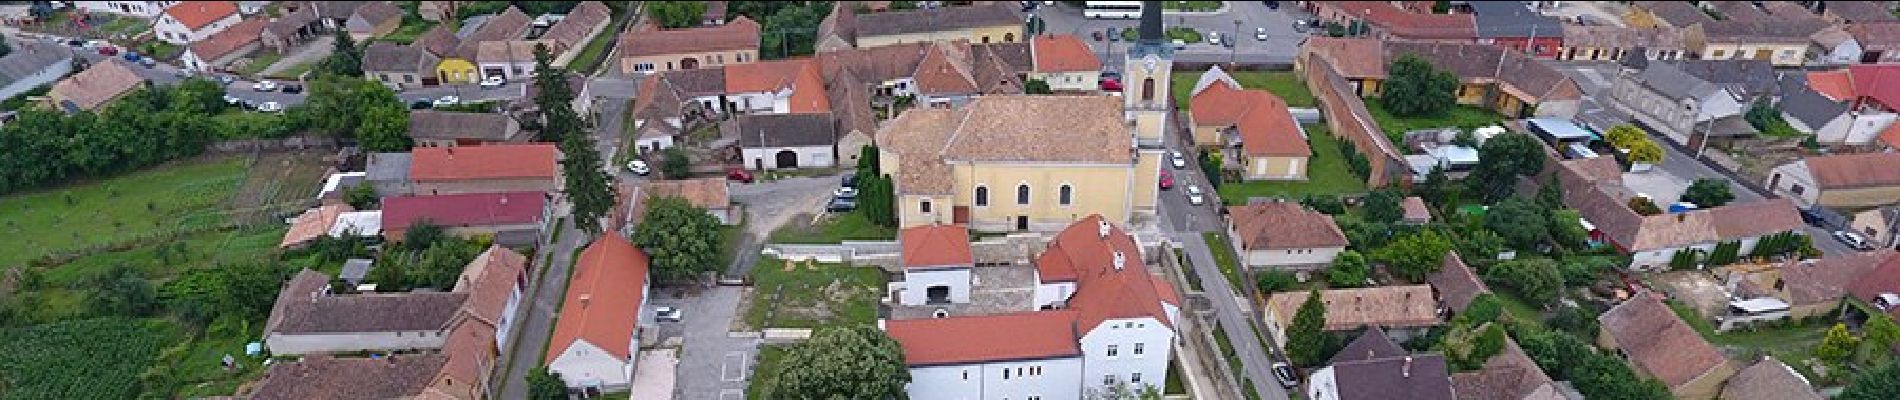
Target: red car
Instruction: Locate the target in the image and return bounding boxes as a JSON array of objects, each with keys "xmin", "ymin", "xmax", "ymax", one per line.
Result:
[
  {"xmin": 97, "ymin": 46, "xmax": 118, "ymax": 56},
  {"xmin": 1159, "ymin": 170, "xmax": 1174, "ymax": 190},
  {"xmin": 726, "ymin": 167, "xmax": 754, "ymax": 183},
  {"xmin": 1099, "ymin": 78, "xmax": 1123, "ymax": 91}
]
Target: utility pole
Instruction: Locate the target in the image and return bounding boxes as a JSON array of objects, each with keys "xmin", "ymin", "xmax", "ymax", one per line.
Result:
[{"xmin": 1230, "ymin": 19, "xmax": 1241, "ymax": 65}]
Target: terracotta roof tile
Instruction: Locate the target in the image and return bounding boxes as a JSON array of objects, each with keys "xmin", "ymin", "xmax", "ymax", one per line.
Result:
[
  {"xmin": 1848, "ymin": 64, "xmax": 1900, "ymax": 109},
  {"xmin": 1882, "ymin": 120, "xmax": 1900, "ymax": 149},
  {"xmin": 380, "ymin": 192, "xmax": 548, "ymax": 233},
  {"xmin": 885, "ymin": 311, "xmax": 1081, "ymax": 366},
  {"xmin": 1267, "ymin": 285, "xmax": 1442, "ymax": 332},
  {"xmin": 451, "ymin": 6, "xmax": 532, "ymax": 59},
  {"xmin": 1707, "ymin": 198, "xmax": 1804, "ymax": 238},
  {"xmin": 408, "ymin": 144, "xmax": 559, "ymax": 182},
  {"xmin": 1849, "ymin": 21, "xmax": 1900, "ymax": 52},
  {"xmin": 248, "ymin": 355, "xmax": 446, "ymax": 400},
  {"xmin": 1722, "ymin": 357, "xmax": 1823, "ymax": 400},
  {"xmin": 364, "ymin": 42, "xmax": 437, "ymax": 73},
  {"xmin": 1330, "ymin": 327, "xmax": 1405, "ymax": 364},
  {"xmin": 877, "ymin": 108, "xmax": 959, "ymax": 195},
  {"xmin": 1228, "ymin": 202, "xmax": 1349, "ymax": 250},
  {"xmin": 280, "ymin": 204, "xmax": 352, "ymax": 249},
  {"xmin": 1807, "ymin": 69, "xmax": 1856, "ymax": 101},
  {"xmin": 453, "ymin": 246, "xmax": 528, "ymax": 327},
  {"xmin": 937, "ymin": 96, "xmax": 1131, "ymax": 163},
  {"xmin": 1598, "ymin": 292, "xmax": 1729, "ymax": 389},
  {"xmin": 1401, "ymin": 196, "xmax": 1431, "ymax": 222},
  {"xmin": 616, "ymin": 15, "xmax": 759, "ymax": 58},
  {"xmin": 1301, "ymin": 37, "xmax": 1386, "ymax": 78},
  {"xmin": 188, "ymin": 17, "xmax": 265, "ymax": 61},
  {"xmin": 432, "ymin": 320, "xmax": 497, "ymax": 399},
  {"xmin": 901, "ymin": 225, "xmax": 973, "ymax": 268},
  {"xmin": 1030, "ymin": 34, "xmax": 1099, "ymax": 73},
  {"xmin": 542, "ymin": 1, "xmax": 611, "ymax": 50},
  {"xmin": 1332, "ymin": 354, "xmax": 1455, "ymax": 400},
  {"xmin": 1043, "ymin": 215, "xmax": 1175, "ymax": 330},
  {"xmin": 546, "ymin": 235, "xmax": 650, "ymax": 362},
  {"xmin": 1321, "ymin": 1, "xmax": 1475, "ymax": 39},
  {"xmin": 912, "ymin": 41, "xmax": 978, "ymax": 95},
  {"xmin": 853, "ymin": 2, "xmax": 1021, "ymax": 38},
  {"xmin": 1450, "ymin": 338, "xmax": 1563, "ymax": 400},
  {"xmin": 1801, "ymin": 152, "xmax": 1900, "ymax": 189},
  {"xmin": 265, "ymin": 275, "xmax": 469, "ymax": 334},
  {"xmin": 1233, "ymin": 91, "xmax": 1309, "ymax": 157},
  {"xmin": 49, "ymin": 59, "xmax": 146, "ymax": 111},
  {"xmin": 407, "ymin": 110, "xmax": 520, "ymax": 142},
  {"xmin": 164, "ymin": 1, "xmax": 239, "ymax": 31},
  {"xmin": 1426, "ymin": 252, "xmax": 1489, "ymax": 313},
  {"xmin": 1848, "ymin": 254, "xmax": 1900, "ymax": 317}
]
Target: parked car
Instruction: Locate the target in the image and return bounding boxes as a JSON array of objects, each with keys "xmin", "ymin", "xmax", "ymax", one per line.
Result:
[
  {"xmin": 1834, "ymin": 230, "xmax": 1874, "ymax": 251},
  {"xmin": 626, "ymin": 160, "xmax": 651, "ymax": 176},
  {"xmin": 1172, "ymin": 39, "xmax": 1187, "ymax": 50},
  {"xmin": 480, "ymin": 75, "xmax": 506, "ymax": 89},
  {"xmin": 842, "ymin": 173, "xmax": 858, "ymax": 188},
  {"xmin": 826, "ymin": 197, "xmax": 858, "ymax": 212},
  {"xmin": 727, "ymin": 168, "xmax": 754, "ymax": 183},
  {"xmin": 216, "ymin": 75, "xmax": 235, "ymax": 85},
  {"xmin": 280, "ymin": 84, "xmax": 303, "ymax": 94},
  {"xmin": 1185, "ymin": 185, "xmax": 1206, "ymax": 205},
  {"xmin": 257, "ymin": 101, "xmax": 282, "ymax": 113},
  {"xmin": 1171, "ymin": 151, "xmax": 1187, "ymax": 169},
  {"xmin": 433, "ymin": 96, "xmax": 460, "ymax": 107},
  {"xmin": 834, "ymin": 187, "xmax": 858, "ymax": 199},
  {"xmin": 1264, "ymin": 1, "xmax": 1281, "ymax": 10},
  {"xmin": 655, "ymin": 306, "xmax": 683, "ymax": 322},
  {"xmin": 223, "ymin": 95, "xmax": 242, "ymax": 105},
  {"xmin": 1092, "ymin": 30, "xmax": 1105, "ymax": 41},
  {"xmin": 410, "ymin": 100, "xmax": 434, "ymax": 109},
  {"xmin": 1107, "ymin": 27, "xmax": 1120, "ymax": 42},
  {"xmin": 1256, "ymin": 27, "xmax": 1269, "ymax": 41},
  {"xmin": 122, "ymin": 52, "xmax": 140, "ymax": 62},
  {"xmin": 1159, "ymin": 170, "xmax": 1174, "ymax": 190},
  {"xmin": 1272, "ymin": 362, "xmax": 1299, "ymax": 388},
  {"xmin": 97, "ymin": 46, "xmax": 118, "ymax": 56},
  {"xmin": 252, "ymin": 81, "xmax": 278, "ymax": 92},
  {"xmin": 1800, "ymin": 209, "xmax": 1827, "ymax": 227},
  {"xmin": 1099, "ymin": 77, "xmax": 1123, "ymax": 91},
  {"xmin": 138, "ymin": 57, "xmax": 156, "ymax": 68},
  {"xmin": 1207, "ymin": 32, "xmax": 1222, "ymax": 46}
]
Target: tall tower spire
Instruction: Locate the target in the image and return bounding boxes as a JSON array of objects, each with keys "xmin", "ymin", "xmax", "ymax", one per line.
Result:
[{"xmin": 1129, "ymin": 1, "xmax": 1172, "ymax": 59}]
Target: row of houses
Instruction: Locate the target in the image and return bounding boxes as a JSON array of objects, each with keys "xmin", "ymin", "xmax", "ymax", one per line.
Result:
[{"xmin": 360, "ymin": 2, "xmax": 612, "ymax": 88}]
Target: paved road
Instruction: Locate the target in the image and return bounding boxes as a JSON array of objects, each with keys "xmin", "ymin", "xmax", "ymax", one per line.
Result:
[
  {"xmin": 656, "ymin": 286, "xmax": 760, "ymax": 399},
  {"xmin": 1037, "ymin": 2, "xmax": 1316, "ymax": 67}
]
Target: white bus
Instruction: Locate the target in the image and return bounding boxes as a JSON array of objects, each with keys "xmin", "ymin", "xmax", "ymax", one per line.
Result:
[{"xmin": 1084, "ymin": 1, "xmax": 1143, "ymax": 18}]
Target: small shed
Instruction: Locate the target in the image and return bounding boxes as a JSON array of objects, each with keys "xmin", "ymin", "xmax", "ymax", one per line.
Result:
[{"xmin": 340, "ymin": 259, "xmax": 374, "ymax": 285}]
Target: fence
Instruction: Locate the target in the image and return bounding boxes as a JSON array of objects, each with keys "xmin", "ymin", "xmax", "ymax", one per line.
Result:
[{"xmin": 1304, "ymin": 57, "xmax": 1406, "ymax": 188}]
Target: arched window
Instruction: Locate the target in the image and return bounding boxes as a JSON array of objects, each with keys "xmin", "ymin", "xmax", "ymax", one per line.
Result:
[
  {"xmin": 1141, "ymin": 78, "xmax": 1156, "ymax": 102},
  {"xmin": 1017, "ymin": 184, "xmax": 1031, "ymax": 205},
  {"xmin": 1059, "ymin": 185, "xmax": 1074, "ymax": 205},
  {"xmin": 974, "ymin": 186, "xmax": 989, "ymax": 206}
]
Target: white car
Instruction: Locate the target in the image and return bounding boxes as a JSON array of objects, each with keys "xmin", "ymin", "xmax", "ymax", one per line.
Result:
[
  {"xmin": 251, "ymin": 81, "xmax": 278, "ymax": 92},
  {"xmin": 1208, "ymin": 32, "xmax": 1222, "ymax": 46},
  {"xmin": 1172, "ymin": 39, "xmax": 1187, "ymax": 50},
  {"xmin": 656, "ymin": 306, "xmax": 683, "ymax": 322},
  {"xmin": 223, "ymin": 95, "xmax": 242, "ymax": 105},
  {"xmin": 1185, "ymin": 185, "xmax": 1206, "ymax": 206},
  {"xmin": 480, "ymin": 75, "xmax": 506, "ymax": 88},
  {"xmin": 1170, "ymin": 151, "xmax": 1187, "ymax": 169},
  {"xmin": 626, "ymin": 160, "xmax": 650, "ymax": 175},
  {"xmin": 834, "ymin": 187, "xmax": 859, "ymax": 199},
  {"xmin": 433, "ymin": 96, "xmax": 461, "ymax": 107},
  {"xmin": 1256, "ymin": 27, "xmax": 1269, "ymax": 41},
  {"xmin": 257, "ymin": 101, "xmax": 282, "ymax": 113}
]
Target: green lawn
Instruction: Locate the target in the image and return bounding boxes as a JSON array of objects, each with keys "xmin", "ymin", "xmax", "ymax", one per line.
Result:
[
  {"xmin": 1756, "ymin": 114, "xmax": 1804, "ymax": 138},
  {"xmin": 269, "ymin": 61, "xmax": 318, "ymax": 80},
  {"xmin": 747, "ymin": 345, "xmax": 792, "ymax": 400},
  {"xmin": 1363, "ymin": 100, "xmax": 1505, "ymax": 144},
  {"xmin": 1202, "ymin": 231, "xmax": 1245, "ymax": 295},
  {"xmin": 743, "ymin": 257, "xmax": 885, "ymax": 329},
  {"xmin": 1489, "ymin": 290, "xmax": 1548, "ymax": 330},
  {"xmin": 0, "ymin": 157, "xmax": 246, "ymax": 269},
  {"xmin": 568, "ymin": 6, "xmax": 629, "ymax": 74},
  {"xmin": 1161, "ymin": 1, "xmax": 1224, "ymax": 11},
  {"xmin": 1216, "ymin": 124, "xmax": 1369, "ymax": 204},
  {"xmin": 1165, "ymin": 359, "xmax": 1188, "ymax": 395},
  {"xmin": 767, "ymin": 212, "xmax": 896, "ymax": 244},
  {"xmin": 236, "ymin": 52, "xmax": 285, "ymax": 77},
  {"xmin": 1171, "ymin": 70, "xmax": 1316, "ymax": 107},
  {"xmin": 1121, "ymin": 26, "xmax": 1202, "ymax": 43},
  {"xmin": 376, "ymin": 19, "xmax": 438, "ymax": 44},
  {"xmin": 95, "ymin": 15, "xmax": 151, "ymax": 39}
]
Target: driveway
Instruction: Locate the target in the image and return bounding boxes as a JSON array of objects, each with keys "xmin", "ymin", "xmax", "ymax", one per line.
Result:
[
  {"xmin": 259, "ymin": 35, "xmax": 334, "ymax": 77},
  {"xmin": 651, "ymin": 285, "xmax": 760, "ymax": 400},
  {"xmin": 726, "ymin": 175, "xmax": 841, "ymax": 276},
  {"xmin": 1037, "ymin": 2, "xmax": 1315, "ymax": 66}
]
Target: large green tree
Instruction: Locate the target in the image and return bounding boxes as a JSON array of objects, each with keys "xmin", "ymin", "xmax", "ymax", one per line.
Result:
[
  {"xmin": 1484, "ymin": 258, "xmax": 1564, "ymax": 305},
  {"xmin": 87, "ymin": 264, "xmax": 156, "ymax": 317},
  {"xmin": 1484, "ymin": 196, "xmax": 1549, "ymax": 249},
  {"xmin": 532, "ymin": 44, "xmax": 617, "ymax": 235},
  {"xmin": 319, "ymin": 29, "xmax": 363, "ymax": 77},
  {"xmin": 1841, "ymin": 360, "xmax": 1900, "ymax": 400},
  {"xmin": 633, "ymin": 197, "xmax": 723, "ymax": 281},
  {"xmin": 760, "ymin": 2, "xmax": 831, "ymax": 59},
  {"xmin": 159, "ymin": 261, "xmax": 289, "ymax": 327},
  {"xmin": 1287, "ymin": 289, "xmax": 1331, "ymax": 366},
  {"xmin": 527, "ymin": 367, "xmax": 568, "ymax": 400},
  {"xmin": 1467, "ymin": 133, "xmax": 1546, "ymax": 202},
  {"xmin": 1362, "ymin": 189, "xmax": 1404, "ymax": 224},
  {"xmin": 302, "ymin": 75, "xmax": 407, "ymax": 141},
  {"xmin": 1374, "ymin": 230, "xmax": 1454, "ymax": 282},
  {"xmin": 1381, "ymin": 54, "xmax": 1458, "ymax": 117},
  {"xmin": 647, "ymin": 1, "xmax": 709, "ymax": 28},
  {"xmin": 858, "ymin": 174, "xmax": 897, "ymax": 227},
  {"xmin": 765, "ymin": 325, "xmax": 910, "ymax": 399},
  {"xmin": 1325, "ymin": 250, "xmax": 1371, "ymax": 288},
  {"xmin": 1548, "ymin": 209, "xmax": 1589, "ymax": 249},
  {"xmin": 1680, "ymin": 178, "xmax": 1735, "ymax": 207}
]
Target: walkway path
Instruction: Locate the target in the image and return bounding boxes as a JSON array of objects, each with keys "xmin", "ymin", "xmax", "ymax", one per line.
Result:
[{"xmin": 259, "ymin": 35, "xmax": 333, "ymax": 77}]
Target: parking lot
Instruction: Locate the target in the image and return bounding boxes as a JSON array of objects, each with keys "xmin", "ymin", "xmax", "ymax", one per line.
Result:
[{"xmin": 1035, "ymin": 2, "xmax": 1317, "ymax": 67}]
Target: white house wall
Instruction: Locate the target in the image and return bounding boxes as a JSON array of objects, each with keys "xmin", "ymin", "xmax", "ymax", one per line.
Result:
[
  {"xmin": 906, "ymin": 356, "xmax": 1085, "ymax": 400},
  {"xmin": 496, "ymin": 286, "xmax": 523, "ymax": 351},
  {"xmin": 728, "ymin": 91, "xmax": 777, "ymax": 114},
  {"xmin": 1768, "ymin": 162, "xmax": 1823, "ymax": 208},
  {"xmin": 1843, "ymin": 113, "xmax": 1899, "ymax": 145},
  {"xmin": 1241, "ymin": 246, "xmax": 1345, "ymax": 269},
  {"xmin": 154, "ymin": 11, "xmax": 240, "ymax": 44},
  {"xmin": 1306, "ymin": 366, "xmax": 1340, "ymax": 400},
  {"xmin": 548, "ymin": 340, "xmax": 635, "ymax": 391},
  {"xmin": 1033, "ymin": 282, "xmax": 1077, "ymax": 309},
  {"xmin": 265, "ymin": 331, "xmax": 448, "ymax": 355},
  {"xmin": 1029, "ymin": 70, "xmax": 1103, "ymax": 92},
  {"xmin": 901, "ymin": 267, "xmax": 973, "ymax": 306},
  {"xmin": 742, "ymin": 146, "xmax": 836, "ymax": 170},
  {"xmin": 1079, "ymin": 317, "xmax": 1175, "ymax": 395}
]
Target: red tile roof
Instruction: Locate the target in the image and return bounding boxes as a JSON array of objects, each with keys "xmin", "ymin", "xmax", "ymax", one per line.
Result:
[
  {"xmin": 188, "ymin": 17, "xmax": 265, "ymax": 61},
  {"xmin": 1882, "ymin": 120, "xmax": 1900, "ymax": 149},
  {"xmin": 1598, "ymin": 292, "xmax": 1730, "ymax": 390},
  {"xmin": 280, "ymin": 204, "xmax": 352, "ymax": 249},
  {"xmin": 1848, "ymin": 64, "xmax": 1900, "ymax": 109},
  {"xmin": 546, "ymin": 235, "xmax": 650, "ymax": 363},
  {"xmin": 1802, "ymin": 152, "xmax": 1900, "ymax": 190},
  {"xmin": 617, "ymin": 15, "xmax": 760, "ymax": 58},
  {"xmin": 900, "ymin": 225, "xmax": 973, "ymax": 269},
  {"xmin": 1228, "ymin": 202, "xmax": 1350, "ymax": 250},
  {"xmin": 1808, "ymin": 70, "xmax": 1855, "ymax": 101},
  {"xmin": 723, "ymin": 58, "xmax": 830, "ymax": 112},
  {"xmin": 381, "ymin": 192, "xmax": 548, "ymax": 233},
  {"xmin": 1030, "ymin": 34, "xmax": 1100, "ymax": 73},
  {"xmin": 1322, "ymin": 1, "xmax": 1476, "ymax": 39},
  {"xmin": 455, "ymin": 246, "xmax": 529, "ymax": 327},
  {"xmin": 1849, "ymin": 254, "xmax": 1900, "ymax": 318},
  {"xmin": 408, "ymin": 144, "xmax": 559, "ymax": 182},
  {"xmin": 165, "ymin": 1, "xmax": 239, "ymax": 31},
  {"xmin": 885, "ymin": 311, "xmax": 1081, "ymax": 366},
  {"xmin": 1046, "ymin": 215, "xmax": 1175, "ymax": 330},
  {"xmin": 1190, "ymin": 78, "xmax": 1310, "ymax": 157}
]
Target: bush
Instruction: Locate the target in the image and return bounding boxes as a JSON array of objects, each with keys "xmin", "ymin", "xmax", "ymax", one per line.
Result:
[
  {"xmin": 1301, "ymin": 194, "xmax": 1345, "ymax": 215},
  {"xmin": 1485, "ymin": 258, "xmax": 1564, "ymax": 305},
  {"xmin": 1256, "ymin": 269, "xmax": 1298, "ymax": 293}
]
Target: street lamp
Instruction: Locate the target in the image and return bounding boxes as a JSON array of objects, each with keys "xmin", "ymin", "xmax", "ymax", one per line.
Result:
[{"xmin": 1230, "ymin": 20, "xmax": 1242, "ymax": 65}]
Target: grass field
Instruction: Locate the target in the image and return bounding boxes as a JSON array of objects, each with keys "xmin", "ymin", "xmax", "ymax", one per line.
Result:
[
  {"xmin": 236, "ymin": 51, "xmax": 285, "ymax": 77},
  {"xmin": 0, "ymin": 318, "xmax": 177, "ymax": 399},
  {"xmin": 768, "ymin": 212, "xmax": 896, "ymax": 244},
  {"xmin": 1217, "ymin": 124, "xmax": 1368, "ymax": 204},
  {"xmin": 746, "ymin": 345, "xmax": 792, "ymax": 400},
  {"xmin": 744, "ymin": 257, "xmax": 884, "ymax": 329},
  {"xmin": 1172, "ymin": 71, "xmax": 1316, "ymax": 107},
  {"xmin": 1203, "ymin": 231, "xmax": 1245, "ymax": 296},
  {"xmin": 1364, "ymin": 100, "xmax": 1505, "ymax": 143},
  {"xmin": 377, "ymin": 19, "xmax": 438, "ymax": 44},
  {"xmin": 0, "ymin": 157, "xmax": 246, "ymax": 269}
]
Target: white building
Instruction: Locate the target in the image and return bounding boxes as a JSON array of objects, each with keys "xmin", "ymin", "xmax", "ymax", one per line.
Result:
[
  {"xmin": 896, "ymin": 225, "xmax": 976, "ymax": 306},
  {"xmin": 731, "ymin": 113, "xmax": 838, "ymax": 170},
  {"xmin": 1027, "ymin": 35, "xmax": 1104, "ymax": 92},
  {"xmin": 1226, "ymin": 202, "xmax": 1350, "ymax": 270},
  {"xmin": 544, "ymin": 235, "xmax": 652, "ymax": 393},
  {"xmin": 154, "ymin": 1, "xmax": 242, "ymax": 45},
  {"xmin": 75, "ymin": 1, "xmax": 176, "ymax": 17},
  {"xmin": 884, "ymin": 216, "xmax": 1183, "ymax": 399}
]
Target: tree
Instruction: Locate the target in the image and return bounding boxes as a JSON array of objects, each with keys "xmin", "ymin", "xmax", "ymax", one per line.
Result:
[
  {"xmin": 1446, "ymin": 323, "xmax": 1507, "ymax": 371},
  {"xmin": 1287, "ymin": 289, "xmax": 1331, "ymax": 366},
  {"xmin": 1456, "ymin": 294, "xmax": 1503, "ymax": 326},
  {"xmin": 1363, "ymin": 190, "xmax": 1404, "ymax": 224},
  {"xmin": 633, "ymin": 197, "xmax": 723, "ymax": 281},
  {"xmin": 88, "ymin": 264, "xmax": 156, "ymax": 317},
  {"xmin": 1680, "ymin": 178, "xmax": 1735, "ymax": 207},
  {"xmin": 533, "ymin": 44, "xmax": 616, "ymax": 236},
  {"xmin": 1419, "ymin": 165, "xmax": 1452, "ymax": 205},
  {"xmin": 527, "ymin": 367, "xmax": 568, "ymax": 400},
  {"xmin": 1325, "ymin": 250, "xmax": 1371, "ymax": 288},
  {"xmin": 301, "ymin": 75, "xmax": 405, "ymax": 139},
  {"xmin": 1605, "ymin": 124, "xmax": 1647, "ymax": 148},
  {"xmin": 357, "ymin": 104, "xmax": 412, "ymax": 151},
  {"xmin": 1467, "ymin": 133, "xmax": 1545, "ymax": 202},
  {"xmin": 1087, "ymin": 380, "xmax": 1163, "ymax": 399},
  {"xmin": 1374, "ymin": 230, "xmax": 1454, "ymax": 282},
  {"xmin": 1024, "ymin": 79, "xmax": 1053, "ymax": 94},
  {"xmin": 319, "ymin": 30, "xmax": 363, "ymax": 77},
  {"xmin": 1841, "ymin": 361, "xmax": 1900, "ymax": 400},
  {"xmin": 411, "ymin": 239, "xmax": 480, "ymax": 289},
  {"xmin": 1548, "ymin": 304, "xmax": 1600, "ymax": 337},
  {"xmin": 1454, "ymin": 228, "xmax": 1505, "ymax": 261},
  {"xmin": 765, "ymin": 325, "xmax": 910, "ymax": 399},
  {"xmin": 1301, "ymin": 194, "xmax": 1345, "ymax": 215},
  {"xmin": 158, "ymin": 261, "xmax": 287, "ymax": 327},
  {"xmin": 1558, "ymin": 257, "xmax": 1611, "ymax": 286},
  {"xmin": 1865, "ymin": 316, "xmax": 1900, "ymax": 359},
  {"xmin": 661, "ymin": 147, "xmax": 690, "ymax": 179},
  {"xmin": 857, "ymin": 174, "xmax": 897, "ymax": 227},
  {"xmin": 1535, "ymin": 174, "xmax": 1564, "ymax": 209},
  {"xmin": 1818, "ymin": 323, "xmax": 1860, "ymax": 365},
  {"xmin": 1548, "ymin": 209, "xmax": 1589, "ymax": 249},
  {"xmin": 1628, "ymin": 196, "xmax": 1662, "ymax": 215},
  {"xmin": 1256, "ymin": 269, "xmax": 1297, "ymax": 293},
  {"xmin": 1381, "ymin": 55, "xmax": 1459, "ymax": 117},
  {"xmin": 760, "ymin": 3, "xmax": 830, "ymax": 59},
  {"xmin": 1485, "ymin": 258, "xmax": 1564, "ymax": 305},
  {"xmin": 1626, "ymin": 140, "xmax": 1664, "ymax": 164},
  {"xmin": 345, "ymin": 184, "xmax": 379, "ymax": 210},
  {"xmin": 647, "ymin": 1, "xmax": 708, "ymax": 28},
  {"xmin": 1484, "ymin": 197, "xmax": 1549, "ymax": 249},
  {"xmin": 531, "ymin": 43, "xmax": 581, "ymax": 142}
]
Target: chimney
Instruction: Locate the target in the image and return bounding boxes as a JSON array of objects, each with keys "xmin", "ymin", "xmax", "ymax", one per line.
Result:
[
  {"xmin": 1403, "ymin": 356, "xmax": 1413, "ymax": 378},
  {"xmin": 1113, "ymin": 251, "xmax": 1126, "ymax": 271},
  {"xmin": 579, "ymin": 294, "xmax": 591, "ymax": 307},
  {"xmin": 1097, "ymin": 219, "xmax": 1110, "ymax": 239}
]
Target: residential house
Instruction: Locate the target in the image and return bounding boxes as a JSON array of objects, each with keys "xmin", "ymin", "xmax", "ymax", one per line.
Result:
[
  {"xmin": 1426, "ymin": 252, "xmax": 1489, "ymax": 314},
  {"xmin": 247, "ymin": 354, "xmax": 457, "ymax": 399},
  {"xmin": 344, "ymin": 1, "xmax": 402, "ymax": 40},
  {"xmin": 1597, "ymin": 292, "xmax": 1738, "ymax": 399},
  {"xmin": 632, "ymin": 178, "xmax": 738, "ymax": 225},
  {"xmin": 1558, "ymin": 157, "xmax": 1807, "ymax": 270},
  {"xmin": 816, "ymin": 1, "xmax": 1024, "ymax": 49},
  {"xmin": 1469, "ymin": 1, "xmax": 1565, "ymax": 58},
  {"xmin": 1448, "ymin": 336, "xmax": 1564, "ymax": 400},
  {"xmin": 732, "ymin": 113, "xmax": 836, "ymax": 170},
  {"xmin": 1846, "ymin": 22, "xmax": 1900, "ymax": 63},
  {"xmin": 886, "ymin": 216, "xmax": 1182, "ymax": 398},
  {"xmin": 1308, "ymin": 328, "xmax": 1454, "ymax": 400},
  {"xmin": 1853, "ymin": 206, "xmax": 1900, "ymax": 249},
  {"xmin": 892, "ymin": 224, "xmax": 974, "ymax": 306},
  {"xmin": 1721, "ymin": 356, "xmax": 1824, "ymax": 400},
  {"xmin": 1188, "ymin": 66, "xmax": 1310, "ymax": 180},
  {"xmin": 1400, "ymin": 196, "xmax": 1431, "ymax": 224},
  {"xmin": 1296, "ymin": 37, "xmax": 1583, "ymax": 119},
  {"xmin": 262, "ymin": 270, "xmax": 468, "ymax": 354},
  {"xmin": 702, "ymin": 1, "xmax": 727, "ymax": 26},
  {"xmin": 720, "ymin": 58, "xmax": 830, "ymax": 115},
  {"xmin": 1777, "ymin": 73, "xmax": 1893, "ymax": 145},
  {"xmin": 545, "ymin": 235, "xmax": 652, "ymax": 392},
  {"xmin": 1304, "ymin": 1, "xmax": 1475, "ymax": 42},
  {"xmin": 904, "ymin": 39, "xmax": 1025, "ymax": 106},
  {"xmin": 407, "ymin": 110, "xmax": 526, "ymax": 147},
  {"xmin": 1820, "ymin": 1, "xmax": 1898, "ymax": 24},
  {"xmin": 1624, "ymin": 1, "xmax": 1716, "ymax": 29},
  {"xmin": 1026, "ymin": 35, "xmax": 1100, "ymax": 92},
  {"xmin": 1805, "ymin": 65, "xmax": 1900, "ymax": 148},
  {"xmin": 260, "ymin": 5, "xmax": 322, "ymax": 54},
  {"xmin": 418, "ymin": 0, "xmax": 458, "ymax": 21},
  {"xmin": 1609, "ymin": 60, "xmax": 1776, "ymax": 144},
  {"xmin": 476, "ymin": 39, "xmax": 559, "ymax": 81},
  {"xmin": 1729, "ymin": 250, "xmax": 1894, "ymax": 319},
  {"xmin": 75, "ymin": 1, "xmax": 175, "ymax": 17},
  {"xmin": 1768, "ymin": 152, "xmax": 1900, "ymax": 210},
  {"xmin": 364, "ymin": 42, "xmax": 442, "ymax": 90},
  {"xmin": 877, "ymin": 96, "xmax": 1163, "ymax": 232},
  {"xmin": 438, "ymin": 6, "xmax": 531, "ymax": 84},
  {"xmin": 180, "ymin": 16, "xmax": 264, "ymax": 71},
  {"xmin": 615, "ymin": 15, "xmax": 760, "ymax": 74},
  {"xmin": 408, "ymin": 144, "xmax": 560, "ymax": 196},
  {"xmin": 827, "ymin": 65, "xmax": 879, "ymax": 167},
  {"xmin": 1263, "ymin": 285, "xmax": 1441, "ymax": 346},
  {"xmin": 1328, "ymin": 326, "xmax": 1406, "ymax": 365},
  {"xmin": 1556, "ymin": 25, "xmax": 1687, "ymax": 62},
  {"xmin": 1807, "ymin": 25, "xmax": 1861, "ymax": 66},
  {"xmin": 155, "ymin": 1, "xmax": 241, "ymax": 44},
  {"xmin": 47, "ymin": 59, "xmax": 146, "ymax": 113},
  {"xmin": 278, "ymin": 204, "xmax": 352, "ymax": 249},
  {"xmin": 1225, "ymin": 202, "xmax": 1349, "ymax": 270},
  {"xmin": 541, "ymin": 1, "xmax": 612, "ymax": 67},
  {"xmin": 365, "ymin": 152, "xmax": 413, "ymax": 196},
  {"xmin": 1693, "ymin": 17, "xmax": 1831, "ymax": 67},
  {"xmin": 380, "ymin": 191, "xmax": 550, "ymax": 246},
  {"xmin": 452, "ymin": 245, "xmax": 531, "ymax": 353},
  {"xmin": 1848, "ymin": 254, "xmax": 1900, "ymax": 318},
  {"xmin": 0, "ymin": 42, "xmax": 73, "ymax": 102}
]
